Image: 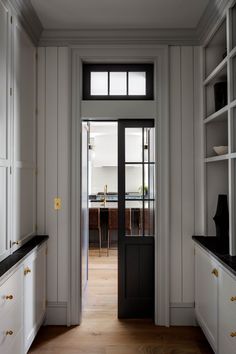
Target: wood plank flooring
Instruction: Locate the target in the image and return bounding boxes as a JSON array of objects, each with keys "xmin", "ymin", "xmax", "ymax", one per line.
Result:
[{"xmin": 29, "ymin": 249, "xmax": 213, "ymax": 354}]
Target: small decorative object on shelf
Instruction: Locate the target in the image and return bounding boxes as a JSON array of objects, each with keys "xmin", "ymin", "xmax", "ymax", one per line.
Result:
[
  {"xmin": 213, "ymin": 146, "xmax": 228, "ymax": 155},
  {"xmin": 214, "ymin": 81, "xmax": 227, "ymax": 111},
  {"xmin": 213, "ymin": 194, "xmax": 229, "ymax": 248}
]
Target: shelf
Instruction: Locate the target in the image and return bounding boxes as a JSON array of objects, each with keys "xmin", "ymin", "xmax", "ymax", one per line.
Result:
[
  {"xmin": 205, "ymin": 155, "xmax": 229, "ymax": 163},
  {"xmin": 204, "ymin": 57, "xmax": 227, "ymax": 86},
  {"xmin": 204, "ymin": 105, "xmax": 228, "ymax": 124}
]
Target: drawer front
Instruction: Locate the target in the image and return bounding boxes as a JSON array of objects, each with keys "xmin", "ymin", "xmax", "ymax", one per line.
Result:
[
  {"xmin": 0, "ymin": 304, "xmax": 22, "ymax": 354},
  {"xmin": 219, "ymin": 331, "xmax": 236, "ymax": 354},
  {"xmin": 6, "ymin": 329, "xmax": 23, "ymax": 354},
  {"xmin": 219, "ymin": 268, "xmax": 236, "ymax": 349},
  {"xmin": 0, "ymin": 266, "xmax": 23, "ymax": 314}
]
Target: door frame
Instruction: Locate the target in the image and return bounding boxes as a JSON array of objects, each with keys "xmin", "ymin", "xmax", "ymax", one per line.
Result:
[{"xmin": 69, "ymin": 45, "xmax": 170, "ymax": 326}]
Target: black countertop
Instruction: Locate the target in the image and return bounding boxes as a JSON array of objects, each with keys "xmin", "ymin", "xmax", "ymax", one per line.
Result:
[
  {"xmin": 0, "ymin": 235, "xmax": 48, "ymax": 279},
  {"xmin": 193, "ymin": 236, "xmax": 236, "ymax": 277}
]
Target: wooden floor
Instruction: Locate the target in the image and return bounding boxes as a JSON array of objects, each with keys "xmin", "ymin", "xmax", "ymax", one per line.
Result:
[{"xmin": 29, "ymin": 249, "xmax": 213, "ymax": 354}]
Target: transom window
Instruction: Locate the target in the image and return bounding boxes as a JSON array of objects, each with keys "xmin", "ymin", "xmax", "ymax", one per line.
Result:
[{"xmin": 83, "ymin": 64, "xmax": 154, "ymax": 100}]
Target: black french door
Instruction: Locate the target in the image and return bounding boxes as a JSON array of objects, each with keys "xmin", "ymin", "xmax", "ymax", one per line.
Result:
[{"xmin": 118, "ymin": 120, "xmax": 155, "ymax": 318}]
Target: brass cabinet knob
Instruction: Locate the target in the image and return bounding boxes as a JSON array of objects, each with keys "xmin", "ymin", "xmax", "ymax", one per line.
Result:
[
  {"xmin": 5, "ymin": 295, "xmax": 13, "ymax": 300},
  {"xmin": 24, "ymin": 267, "xmax": 31, "ymax": 275},
  {"xmin": 230, "ymin": 332, "xmax": 236, "ymax": 337},
  {"xmin": 231, "ymin": 296, "xmax": 236, "ymax": 302},
  {"xmin": 6, "ymin": 330, "xmax": 13, "ymax": 336},
  {"xmin": 12, "ymin": 241, "xmax": 19, "ymax": 246},
  {"xmin": 211, "ymin": 268, "xmax": 219, "ymax": 277}
]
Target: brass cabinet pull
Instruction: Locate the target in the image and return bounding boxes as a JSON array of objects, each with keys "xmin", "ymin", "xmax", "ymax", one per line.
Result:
[
  {"xmin": 231, "ymin": 296, "xmax": 236, "ymax": 302},
  {"xmin": 5, "ymin": 295, "xmax": 13, "ymax": 300},
  {"xmin": 212, "ymin": 268, "xmax": 219, "ymax": 277},
  {"xmin": 24, "ymin": 267, "xmax": 31, "ymax": 275},
  {"xmin": 6, "ymin": 330, "xmax": 13, "ymax": 336},
  {"xmin": 230, "ymin": 332, "xmax": 236, "ymax": 337}
]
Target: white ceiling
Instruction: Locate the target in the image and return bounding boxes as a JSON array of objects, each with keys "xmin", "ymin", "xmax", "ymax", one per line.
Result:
[{"xmin": 30, "ymin": 0, "xmax": 210, "ymax": 30}]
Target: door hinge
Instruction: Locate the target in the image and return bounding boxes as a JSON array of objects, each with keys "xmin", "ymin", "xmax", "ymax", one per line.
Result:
[
  {"xmin": 10, "ymin": 16, "xmax": 13, "ymax": 24},
  {"xmin": 10, "ymin": 88, "xmax": 12, "ymax": 96}
]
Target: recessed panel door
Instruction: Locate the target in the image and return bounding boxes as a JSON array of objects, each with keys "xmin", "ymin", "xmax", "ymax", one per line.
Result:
[{"xmin": 118, "ymin": 120, "xmax": 155, "ymax": 318}]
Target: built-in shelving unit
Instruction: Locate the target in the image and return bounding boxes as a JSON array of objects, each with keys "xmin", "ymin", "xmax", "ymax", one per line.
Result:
[{"xmin": 203, "ymin": 2, "xmax": 236, "ymax": 255}]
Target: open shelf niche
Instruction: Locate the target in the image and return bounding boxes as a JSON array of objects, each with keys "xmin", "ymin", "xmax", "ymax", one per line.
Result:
[{"xmin": 203, "ymin": 2, "xmax": 236, "ymax": 255}]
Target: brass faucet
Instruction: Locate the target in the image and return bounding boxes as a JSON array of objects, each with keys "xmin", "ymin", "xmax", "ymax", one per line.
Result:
[{"xmin": 101, "ymin": 184, "xmax": 108, "ymax": 207}]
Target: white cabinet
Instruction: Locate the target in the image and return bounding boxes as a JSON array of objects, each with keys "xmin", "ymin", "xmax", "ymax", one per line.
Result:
[
  {"xmin": 0, "ymin": 0, "xmax": 10, "ymax": 262},
  {"xmin": 24, "ymin": 243, "xmax": 46, "ymax": 353},
  {"xmin": 195, "ymin": 244, "xmax": 236, "ymax": 354},
  {"xmin": 219, "ymin": 267, "xmax": 236, "ymax": 354},
  {"xmin": 195, "ymin": 246, "xmax": 218, "ymax": 352},
  {"xmin": 0, "ymin": 266, "xmax": 23, "ymax": 354}
]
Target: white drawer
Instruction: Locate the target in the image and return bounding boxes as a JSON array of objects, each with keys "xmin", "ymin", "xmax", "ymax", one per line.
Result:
[
  {"xmin": 219, "ymin": 331, "xmax": 236, "ymax": 354},
  {"xmin": 6, "ymin": 329, "xmax": 23, "ymax": 354},
  {"xmin": 0, "ymin": 266, "xmax": 23, "ymax": 315},
  {"xmin": 0, "ymin": 304, "xmax": 22, "ymax": 354}
]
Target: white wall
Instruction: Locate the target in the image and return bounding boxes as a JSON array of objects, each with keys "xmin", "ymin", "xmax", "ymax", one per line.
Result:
[
  {"xmin": 37, "ymin": 45, "xmax": 202, "ymax": 325},
  {"xmin": 37, "ymin": 47, "xmax": 70, "ymax": 324},
  {"xmin": 169, "ymin": 46, "xmax": 202, "ymax": 325}
]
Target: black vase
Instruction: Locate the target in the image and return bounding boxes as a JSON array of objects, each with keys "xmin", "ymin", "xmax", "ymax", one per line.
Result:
[
  {"xmin": 214, "ymin": 81, "xmax": 227, "ymax": 112},
  {"xmin": 213, "ymin": 194, "xmax": 229, "ymax": 247}
]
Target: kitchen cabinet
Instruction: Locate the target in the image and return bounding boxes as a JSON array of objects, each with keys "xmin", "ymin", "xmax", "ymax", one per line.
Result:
[
  {"xmin": 195, "ymin": 243, "xmax": 236, "ymax": 353},
  {"xmin": 195, "ymin": 246, "xmax": 218, "ymax": 352},
  {"xmin": 24, "ymin": 243, "xmax": 47, "ymax": 353}
]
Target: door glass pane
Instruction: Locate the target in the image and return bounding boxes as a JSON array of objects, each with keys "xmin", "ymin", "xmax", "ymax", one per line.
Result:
[
  {"xmin": 144, "ymin": 128, "xmax": 155, "ymax": 162},
  {"xmin": 128, "ymin": 72, "xmax": 146, "ymax": 95},
  {"xmin": 125, "ymin": 128, "xmax": 142, "ymax": 162},
  {"xmin": 125, "ymin": 164, "xmax": 143, "ymax": 197},
  {"xmin": 125, "ymin": 201, "xmax": 142, "ymax": 236},
  {"xmin": 144, "ymin": 164, "xmax": 155, "ymax": 200},
  {"xmin": 110, "ymin": 72, "xmax": 127, "ymax": 95},
  {"xmin": 90, "ymin": 72, "xmax": 108, "ymax": 95},
  {"xmin": 144, "ymin": 201, "xmax": 155, "ymax": 236}
]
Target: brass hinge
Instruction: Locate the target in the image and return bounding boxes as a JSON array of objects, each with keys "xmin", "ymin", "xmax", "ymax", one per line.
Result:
[{"xmin": 10, "ymin": 16, "xmax": 13, "ymax": 24}]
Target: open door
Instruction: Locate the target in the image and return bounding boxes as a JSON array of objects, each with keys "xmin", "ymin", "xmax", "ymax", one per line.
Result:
[
  {"xmin": 118, "ymin": 119, "xmax": 155, "ymax": 318},
  {"xmin": 81, "ymin": 122, "xmax": 89, "ymax": 309}
]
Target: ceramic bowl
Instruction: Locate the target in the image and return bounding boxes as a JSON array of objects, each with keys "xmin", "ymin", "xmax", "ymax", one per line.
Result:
[{"xmin": 213, "ymin": 146, "xmax": 228, "ymax": 155}]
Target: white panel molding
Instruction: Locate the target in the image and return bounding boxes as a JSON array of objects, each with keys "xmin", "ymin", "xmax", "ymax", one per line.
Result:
[
  {"xmin": 170, "ymin": 305, "xmax": 196, "ymax": 326},
  {"xmin": 45, "ymin": 302, "xmax": 68, "ymax": 325},
  {"xmin": 39, "ymin": 28, "xmax": 199, "ymax": 47}
]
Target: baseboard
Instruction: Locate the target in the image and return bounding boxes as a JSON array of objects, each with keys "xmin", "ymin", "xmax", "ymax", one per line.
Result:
[
  {"xmin": 45, "ymin": 302, "xmax": 68, "ymax": 325},
  {"xmin": 170, "ymin": 303, "xmax": 196, "ymax": 326}
]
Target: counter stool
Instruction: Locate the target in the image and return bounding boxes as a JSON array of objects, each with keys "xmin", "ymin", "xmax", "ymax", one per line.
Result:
[
  {"xmin": 89, "ymin": 208, "xmax": 102, "ymax": 256},
  {"xmin": 107, "ymin": 208, "xmax": 132, "ymax": 256}
]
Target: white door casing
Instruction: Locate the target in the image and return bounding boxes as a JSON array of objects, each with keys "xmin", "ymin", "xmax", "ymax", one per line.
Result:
[{"xmin": 69, "ymin": 45, "xmax": 170, "ymax": 326}]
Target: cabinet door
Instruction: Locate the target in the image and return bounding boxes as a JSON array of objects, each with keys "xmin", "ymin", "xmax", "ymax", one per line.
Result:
[
  {"xmin": 24, "ymin": 252, "xmax": 37, "ymax": 352},
  {"xmin": 35, "ymin": 244, "xmax": 46, "ymax": 325},
  {"xmin": 195, "ymin": 246, "xmax": 218, "ymax": 352},
  {"xmin": 0, "ymin": 0, "xmax": 10, "ymax": 261},
  {"xmin": 219, "ymin": 268, "xmax": 236, "ymax": 354}
]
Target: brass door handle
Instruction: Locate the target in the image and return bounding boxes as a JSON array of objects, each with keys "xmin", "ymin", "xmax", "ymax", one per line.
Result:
[
  {"xmin": 231, "ymin": 296, "xmax": 236, "ymax": 302},
  {"xmin": 24, "ymin": 267, "xmax": 31, "ymax": 275},
  {"xmin": 230, "ymin": 332, "xmax": 236, "ymax": 337},
  {"xmin": 5, "ymin": 295, "xmax": 13, "ymax": 300},
  {"xmin": 6, "ymin": 330, "xmax": 13, "ymax": 336},
  {"xmin": 212, "ymin": 268, "xmax": 219, "ymax": 277}
]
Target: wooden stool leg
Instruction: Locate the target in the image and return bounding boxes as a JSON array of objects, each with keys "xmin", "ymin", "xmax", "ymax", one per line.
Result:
[
  {"xmin": 99, "ymin": 228, "xmax": 101, "ymax": 257},
  {"xmin": 107, "ymin": 230, "xmax": 110, "ymax": 257}
]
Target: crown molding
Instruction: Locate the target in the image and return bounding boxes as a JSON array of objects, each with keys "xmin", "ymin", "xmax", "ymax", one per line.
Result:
[
  {"xmin": 197, "ymin": 0, "xmax": 233, "ymax": 44},
  {"xmin": 39, "ymin": 28, "xmax": 199, "ymax": 46},
  {"xmin": 8, "ymin": 0, "xmax": 43, "ymax": 45}
]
